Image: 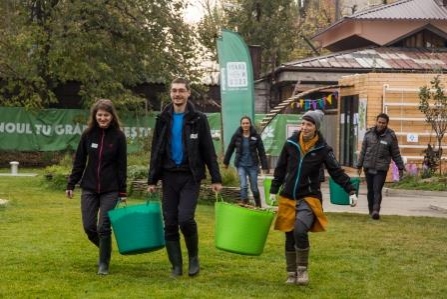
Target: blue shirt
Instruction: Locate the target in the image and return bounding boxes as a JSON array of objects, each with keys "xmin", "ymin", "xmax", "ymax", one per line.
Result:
[
  {"xmin": 239, "ymin": 137, "xmax": 253, "ymax": 167},
  {"xmin": 171, "ymin": 112, "xmax": 184, "ymax": 165}
]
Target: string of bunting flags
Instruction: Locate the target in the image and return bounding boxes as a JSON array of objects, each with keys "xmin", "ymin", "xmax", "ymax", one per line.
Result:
[{"xmin": 290, "ymin": 92, "xmax": 338, "ymax": 110}]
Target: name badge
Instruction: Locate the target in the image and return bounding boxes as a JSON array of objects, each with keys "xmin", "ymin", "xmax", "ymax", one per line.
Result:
[
  {"xmin": 91, "ymin": 143, "xmax": 98, "ymax": 148},
  {"xmin": 380, "ymin": 140, "xmax": 387, "ymax": 145},
  {"xmin": 190, "ymin": 133, "xmax": 198, "ymax": 139}
]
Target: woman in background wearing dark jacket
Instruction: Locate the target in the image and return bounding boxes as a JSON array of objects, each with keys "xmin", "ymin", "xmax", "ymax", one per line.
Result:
[
  {"xmin": 223, "ymin": 116, "xmax": 269, "ymax": 207},
  {"xmin": 66, "ymin": 99, "xmax": 127, "ymax": 275},
  {"xmin": 270, "ymin": 110, "xmax": 357, "ymax": 286}
]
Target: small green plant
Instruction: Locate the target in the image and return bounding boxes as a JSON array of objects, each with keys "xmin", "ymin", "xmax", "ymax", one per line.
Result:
[
  {"xmin": 41, "ymin": 164, "xmax": 71, "ymax": 191},
  {"xmin": 220, "ymin": 167, "xmax": 239, "ymax": 187},
  {"xmin": 127, "ymin": 165, "xmax": 149, "ymax": 196},
  {"xmin": 127, "ymin": 165, "xmax": 148, "ymax": 181},
  {"xmin": 58, "ymin": 152, "xmax": 75, "ymax": 168}
]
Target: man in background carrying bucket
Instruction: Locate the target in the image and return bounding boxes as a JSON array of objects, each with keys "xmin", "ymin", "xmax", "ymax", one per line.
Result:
[
  {"xmin": 147, "ymin": 78, "xmax": 222, "ymax": 277},
  {"xmin": 269, "ymin": 110, "xmax": 358, "ymax": 286}
]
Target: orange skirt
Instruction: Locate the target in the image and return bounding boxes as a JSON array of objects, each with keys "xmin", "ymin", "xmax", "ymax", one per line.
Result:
[{"xmin": 274, "ymin": 195, "xmax": 328, "ymax": 233}]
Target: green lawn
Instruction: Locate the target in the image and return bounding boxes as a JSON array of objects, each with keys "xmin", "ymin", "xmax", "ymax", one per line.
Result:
[{"xmin": 1, "ymin": 171, "xmax": 446, "ymax": 299}]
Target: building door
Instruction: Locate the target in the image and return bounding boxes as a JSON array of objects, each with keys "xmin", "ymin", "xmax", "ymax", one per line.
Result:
[{"xmin": 339, "ymin": 95, "xmax": 359, "ymax": 166}]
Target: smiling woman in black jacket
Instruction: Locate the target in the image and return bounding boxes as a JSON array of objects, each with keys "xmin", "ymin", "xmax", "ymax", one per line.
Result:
[{"xmin": 66, "ymin": 99, "xmax": 127, "ymax": 275}]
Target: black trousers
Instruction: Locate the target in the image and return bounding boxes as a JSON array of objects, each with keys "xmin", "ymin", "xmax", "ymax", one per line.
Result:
[
  {"xmin": 161, "ymin": 171, "xmax": 201, "ymax": 241},
  {"xmin": 365, "ymin": 170, "xmax": 388, "ymax": 214},
  {"xmin": 81, "ymin": 190, "xmax": 119, "ymax": 245}
]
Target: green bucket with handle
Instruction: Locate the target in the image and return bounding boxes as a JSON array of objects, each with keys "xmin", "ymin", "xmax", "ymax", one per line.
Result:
[
  {"xmin": 109, "ymin": 196, "xmax": 165, "ymax": 255},
  {"xmin": 329, "ymin": 177, "xmax": 360, "ymax": 205},
  {"xmin": 215, "ymin": 194, "xmax": 275, "ymax": 256},
  {"xmin": 263, "ymin": 176, "xmax": 278, "ymax": 206}
]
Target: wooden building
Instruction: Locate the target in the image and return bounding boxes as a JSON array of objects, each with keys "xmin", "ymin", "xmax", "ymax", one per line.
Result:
[{"xmin": 256, "ymin": 0, "xmax": 447, "ymax": 169}]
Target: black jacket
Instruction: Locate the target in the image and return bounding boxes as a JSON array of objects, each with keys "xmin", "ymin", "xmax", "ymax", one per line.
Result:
[
  {"xmin": 223, "ymin": 126, "xmax": 268, "ymax": 170},
  {"xmin": 270, "ymin": 131, "xmax": 355, "ymax": 201},
  {"xmin": 147, "ymin": 102, "xmax": 222, "ymax": 185},
  {"xmin": 357, "ymin": 127, "xmax": 404, "ymax": 172},
  {"xmin": 67, "ymin": 126, "xmax": 127, "ymax": 196}
]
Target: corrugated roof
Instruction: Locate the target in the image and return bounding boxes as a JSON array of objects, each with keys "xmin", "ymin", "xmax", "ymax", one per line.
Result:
[
  {"xmin": 348, "ymin": 0, "xmax": 447, "ymax": 20},
  {"xmin": 282, "ymin": 47, "xmax": 447, "ymax": 72},
  {"xmin": 314, "ymin": 0, "xmax": 447, "ymax": 40}
]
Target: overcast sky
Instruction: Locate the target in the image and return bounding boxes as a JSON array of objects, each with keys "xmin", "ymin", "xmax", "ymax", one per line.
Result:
[{"xmin": 183, "ymin": 1, "xmax": 205, "ymax": 24}]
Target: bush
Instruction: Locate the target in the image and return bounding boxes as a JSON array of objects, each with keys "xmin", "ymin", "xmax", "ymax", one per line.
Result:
[
  {"xmin": 387, "ymin": 174, "xmax": 447, "ymax": 191},
  {"xmin": 42, "ymin": 164, "xmax": 71, "ymax": 191},
  {"xmin": 202, "ymin": 166, "xmax": 239, "ymax": 187},
  {"xmin": 220, "ymin": 167, "xmax": 239, "ymax": 187},
  {"xmin": 127, "ymin": 165, "xmax": 148, "ymax": 196},
  {"xmin": 127, "ymin": 152, "xmax": 149, "ymax": 168},
  {"xmin": 127, "ymin": 165, "xmax": 148, "ymax": 181}
]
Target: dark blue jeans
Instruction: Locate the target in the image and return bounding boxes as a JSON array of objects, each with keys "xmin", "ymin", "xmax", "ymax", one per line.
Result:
[
  {"xmin": 161, "ymin": 171, "xmax": 201, "ymax": 241},
  {"xmin": 365, "ymin": 170, "xmax": 388, "ymax": 214},
  {"xmin": 81, "ymin": 190, "xmax": 119, "ymax": 246},
  {"xmin": 237, "ymin": 165, "xmax": 260, "ymax": 200}
]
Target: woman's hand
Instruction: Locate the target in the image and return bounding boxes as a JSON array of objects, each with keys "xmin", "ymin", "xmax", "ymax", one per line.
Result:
[{"xmin": 211, "ymin": 183, "xmax": 222, "ymax": 193}]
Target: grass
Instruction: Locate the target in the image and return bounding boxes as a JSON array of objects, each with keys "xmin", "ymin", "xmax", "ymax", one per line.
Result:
[{"xmin": 0, "ymin": 170, "xmax": 446, "ymax": 298}]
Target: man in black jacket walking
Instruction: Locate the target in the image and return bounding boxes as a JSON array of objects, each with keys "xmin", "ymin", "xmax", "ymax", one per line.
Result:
[
  {"xmin": 147, "ymin": 78, "xmax": 222, "ymax": 277},
  {"xmin": 356, "ymin": 113, "xmax": 405, "ymax": 220}
]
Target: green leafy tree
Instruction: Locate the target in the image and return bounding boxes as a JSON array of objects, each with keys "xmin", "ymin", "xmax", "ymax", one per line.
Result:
[
  {"xmin": 196, "ymin": 1, "xmax": 224, "ymax": 61},
  {"xmin": 418, "ymin": 75, "xmax": 447, "ymax": 175},
  {"xmin": 0, "ymin": 0, "xmax": 199, "ymax": 109},
  {"xmin": 196, "ymin": 0, "xmax": 334, "ymax": 75},
  {"xmin": 293, "ymin": 0, "xmax": 335, "ymax": 58}
]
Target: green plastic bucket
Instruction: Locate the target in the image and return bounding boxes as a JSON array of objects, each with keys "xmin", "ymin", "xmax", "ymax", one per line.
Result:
[
  {"xmin": 215, "ymin": 201, "xmax": 275, "ymax": 256},
  {"xmin": 263, "ymin": 176, "xmax": 278, "ymax": 206},
  {"xmin": 109, "ymin": 200, "xmax": 165, "ymax": 255},
  {"xmin": 329, "ymin": 177, "xmax": 360, "ymax": 205}
]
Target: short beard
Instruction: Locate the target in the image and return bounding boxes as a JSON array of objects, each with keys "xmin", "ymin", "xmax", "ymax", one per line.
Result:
[{"xmin": 376, "ymin": 126, "xmax": 387, "ymax": 133}]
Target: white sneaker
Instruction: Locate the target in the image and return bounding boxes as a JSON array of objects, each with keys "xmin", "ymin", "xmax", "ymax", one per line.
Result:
[
  {"xmin": 285, "ymin": 272, "xmax": 296, "ymax": 284},
  {"xmin": 296, "ymin": 266, "xmax": 309, "ymax": 285}
]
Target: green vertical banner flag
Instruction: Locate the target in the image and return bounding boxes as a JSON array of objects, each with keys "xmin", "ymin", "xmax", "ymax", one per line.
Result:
[{"xmin": 217, "ymin": 29, "xmax": 255, "ymax": 153}]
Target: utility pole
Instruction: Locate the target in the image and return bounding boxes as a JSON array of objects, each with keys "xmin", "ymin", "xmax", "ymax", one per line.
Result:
[{"xmin": 335, "ymin": 0, "xmax": 340, "ymax": 20}]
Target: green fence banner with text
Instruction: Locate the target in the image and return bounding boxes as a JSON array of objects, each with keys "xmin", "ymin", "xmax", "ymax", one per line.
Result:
[
  {"xmin": 0, "ymin": 107, "xmax": 154, "ymax": 153},
  {"xmin": 0, "ymin": 107, "xmax": 299, "ymax": 156}
]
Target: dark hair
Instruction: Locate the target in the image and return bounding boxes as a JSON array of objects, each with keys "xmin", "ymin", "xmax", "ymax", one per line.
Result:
[
  {"xmin": 240, "ymin": 115, "xmax": 252, "ymax": 125},
  {"xmin": 171, "ymin": 78, "xmax": 190, "ymax": 91},
  {"xmin": 376, "ymin": 113, "xmax": 389, "ymax": 123},
  {"xmin": 86, "ymin": 99, "xmax": 122, "ymax": 132}
]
